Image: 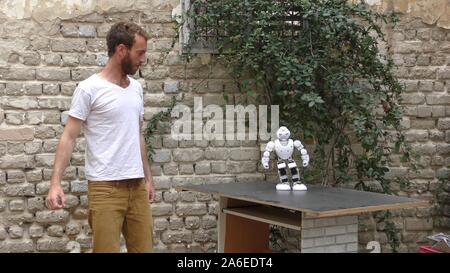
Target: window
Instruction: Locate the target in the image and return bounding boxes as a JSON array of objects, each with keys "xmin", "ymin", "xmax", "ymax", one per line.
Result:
[
  {"xmin": 180, "ymin": 0, "xmax": 218, "ymax": 54},
  {"xmin": 179, "ymin": 0, "xmax": 306, "ymax": 54}
]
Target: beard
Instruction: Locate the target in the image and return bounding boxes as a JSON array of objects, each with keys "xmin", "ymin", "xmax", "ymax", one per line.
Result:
[{"xmin": 121, "ymin": 53, "xmax": 138, "ymax": 75}]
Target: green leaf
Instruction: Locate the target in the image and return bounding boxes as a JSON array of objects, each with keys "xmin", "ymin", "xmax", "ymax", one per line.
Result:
[{"xmin": 223, "ymin": 93, "xmax": 230, "ymax": 103}]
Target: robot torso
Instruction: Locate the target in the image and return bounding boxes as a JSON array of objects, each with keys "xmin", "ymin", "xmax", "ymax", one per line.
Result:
[{"xmin": 274, "ymin": 139, "xmax": 294, "ymax": 160}]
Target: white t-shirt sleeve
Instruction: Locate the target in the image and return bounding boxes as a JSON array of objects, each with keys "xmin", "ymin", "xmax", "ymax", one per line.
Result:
[{"xmin": 68, "ymin": 87, "xmax": 91, "ymax": 121}]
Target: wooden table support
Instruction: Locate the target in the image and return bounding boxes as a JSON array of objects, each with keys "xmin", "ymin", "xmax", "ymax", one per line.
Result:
[{"xmin": 178, "ymin": 182, "xmax": 429, "ymax": 253}]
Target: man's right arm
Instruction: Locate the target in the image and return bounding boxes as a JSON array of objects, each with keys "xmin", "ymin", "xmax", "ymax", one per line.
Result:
[{"xmin": 46, "ymin": 116, "xmax": 83, "ymax": 209}]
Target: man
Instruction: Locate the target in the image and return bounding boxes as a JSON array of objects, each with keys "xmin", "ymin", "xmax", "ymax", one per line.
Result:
[{"xmin": 46, "ymin": 22, "xmax": 155, "ymax": 253}]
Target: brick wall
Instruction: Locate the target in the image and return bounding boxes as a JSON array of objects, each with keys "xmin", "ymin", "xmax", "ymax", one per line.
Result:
[
  {"xmin": 0, "ymin": 0, "xmax": 449, "ymax": 253},
  {"xmin": 301, "ymin": 215, "xmax": 359, "ymax": 253},
  {"xmin": 356, "ymin": 13, "xmax": 450, "ymax": 253},
  {"xmin": 270, "ymin": 215, "xmax": 358, "ymax": 253}
]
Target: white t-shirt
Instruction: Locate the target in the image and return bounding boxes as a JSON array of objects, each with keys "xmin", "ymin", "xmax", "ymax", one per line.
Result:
[{"xmin": 68, "ymin": 74, "xmax": 145, "ymax": 181}]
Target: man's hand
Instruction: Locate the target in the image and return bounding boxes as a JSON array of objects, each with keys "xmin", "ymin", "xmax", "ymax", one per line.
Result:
[
  {"xmin": 46, "ymin": 184, "xmax": 66, "ymax": 209},
  {"xmin": 145, "ymin": 180, "xmax": 156, "ymax": 203}
]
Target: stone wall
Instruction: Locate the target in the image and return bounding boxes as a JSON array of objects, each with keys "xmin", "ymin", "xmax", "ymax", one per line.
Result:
[
  {"xmin": 0, "ymin": 0, "xmax": 448, "ymax": 253},
  {"xmin": 0, "ymin": 0, "xmax": 263, "ymax": 253},
  {"xmin": 354, "ymin": 0, "xmax": 450, "ymax": 253}
]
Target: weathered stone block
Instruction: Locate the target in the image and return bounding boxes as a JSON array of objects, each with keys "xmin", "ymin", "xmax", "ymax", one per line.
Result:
[
  {"xmin": 29, "ymin": 224, "xmax": 44, "ymax": 238},
  {"xmin": 0, "ymin": 68, "xmax": 36, "ymax": 80},
  {"xmin": 0, "ymin": 239, "xmax": 34, "ymax": 253},
  {"xmin": 194, "ymin": 162, "xmax": 210, "ymax": 175},
  {"xmin": 175, "ymin": 203, "xmax": 207, "ymax": 216},
  {"xmin": 163, "ymin": 163, "xmax": 178, "ymax": 175},
  {"xmin": 161, "ymin": 230, "xmax": 192, "ymax": 244},
  {"xmin": 47, "ymin": 225, "xmax": 64, "ymax": 237},
  {"xmin": 5, "ymin": 183, "xmax": 35, "ymax": 197},
  {"xmin": 405, "ymin": 218, "xmax": 433, "ymax": 231},
  {"xmin": 169, "ymin": 216, "xmax": 184, "ymax": 230},
  {"xmin": 6, "ymin": 170, "xmax": 25, "ymax": 184},
  {"xmin": 79, "ymin": 25, "xmax": 96, "ymax": 37},
  {"xmin": 36, "ymin": 68, "xmax": 71, "ymax": 81},
  {"xmin": 151, "ymin": 203, "xmax": 173, "ymax": 216},
  {"xmin": 151, "ymin": 149, "xmax": 171, "ymax": 163},
  {"xmin": 205, "ymin": 148, "xmax": 229, "ymax": 160},
  {"xmin": 28, "ymin": 197, "xmax": 45, "ymax": 213},
  {"xmin": 185, "ymin": 216, "xmax": 200, "ymax": 229},
  {"xmin": 37, "ymin": 237, "xmax": 70, "ymax": 252},
  {"xmin": 226, "ymin": 161, "xmax": 257, "ymax": 174},
  {"xmin": 153, "ymin": 218, "xmax": 169, "ymax": 231},
  {"xmin": 51, "ymin": 39, "xmax": 86, "ymax": 52},
  {"xmin": 36, "ymin": 210, "xmax": 70, "ymax": 224},
  {"xmin": 65, "ymin": 221, "xmax": 81, "ymax": 236},
  {"xmin": 201, "ymin": 215, "xmax": 217, "ymax": 229},
  {"xmin": 153, "ymin": 176, "xmax": 171, "ymax": 190},
  {"xmin": 9, "ymin": 199, "xmax": 25, "ymax": 211},
  {"xmin": 173, "ymin": 149, "xmax": 204, "ymax": 162},
  {"xmin": 70, "ymin": 180, "xmax": 87, "ymax": 194},
  {"xmin": 163, "ymin": 191, "xmax": 179, "ymax": 203},
  {"xmin": 179, "ymin": 164, "xmax": 194, "ymax": 174}
]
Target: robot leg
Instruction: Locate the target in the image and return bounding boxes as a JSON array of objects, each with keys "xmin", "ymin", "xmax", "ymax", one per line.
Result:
[
  {"xmin": 276, "ymin": 161, "xmax": 291, "ymax": 191},
  {"xmin": 288, "ymin": 159, "xmax": 300, "ymax": 183},
  {"xmin": 288, "ymin": 159, "xmax": 307, "ymax": 191}
]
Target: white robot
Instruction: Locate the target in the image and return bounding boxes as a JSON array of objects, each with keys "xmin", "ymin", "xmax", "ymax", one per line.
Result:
[{"xmin": 261, "ymin": 126, "xmax": 310, "ymax": 191}]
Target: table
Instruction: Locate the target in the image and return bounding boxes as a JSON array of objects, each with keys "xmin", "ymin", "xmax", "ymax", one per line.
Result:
[{"xmin": 177, "ymin": 181, "xmax": 429, "ymax": 253}]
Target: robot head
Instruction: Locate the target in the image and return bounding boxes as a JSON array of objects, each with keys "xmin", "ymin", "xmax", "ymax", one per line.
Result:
[{"xmin": 276, "ymin": 126, "xmax": 290, "ymax": 141}]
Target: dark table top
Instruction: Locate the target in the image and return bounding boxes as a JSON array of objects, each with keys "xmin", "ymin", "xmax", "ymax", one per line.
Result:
[{"xmin": 178, "ymin": 181, "xmax": 429, "ymax": 217}]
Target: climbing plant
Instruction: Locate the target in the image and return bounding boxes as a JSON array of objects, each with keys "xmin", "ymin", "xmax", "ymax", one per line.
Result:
[
  {"xmin": 145, "ymin": 96, "xmax": 179, "ymax": 160},
  {"xmin": 184, "ymin": 0, "xmax": 418, "ymax": 192}
]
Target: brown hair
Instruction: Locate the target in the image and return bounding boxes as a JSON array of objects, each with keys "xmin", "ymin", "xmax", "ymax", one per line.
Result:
[{"xmin": 106, "ymin": 22, "xmax": 148, "ymax": 57}]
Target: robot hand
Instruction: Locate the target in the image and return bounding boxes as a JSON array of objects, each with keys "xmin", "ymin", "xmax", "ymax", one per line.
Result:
[
  {"xmin": 262, "ymin": 159, "xmax": 270, "ymax": 169},
  {"xmin": 295, "ymin": 140, "xmax": 310, "ymax": 167},
  {"xmin": 262, "ymin": 142, "xmax": 274, "ymax": 170},
  {"xmin": 261, "ymin": 151, "xmax": 270, "ymax": 169},
  {"xmin": 301, "ymin": 151, "xmax": 309, "ymax": 167}
]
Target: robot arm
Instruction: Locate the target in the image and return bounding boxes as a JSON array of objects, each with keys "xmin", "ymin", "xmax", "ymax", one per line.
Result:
[
  {"xmin": 294, "ymin": 140, "xmax": 309, "ymax": 167},
  {"xmin": 261, "ymin": 141, "xmax": 275, "ymax": 169}
]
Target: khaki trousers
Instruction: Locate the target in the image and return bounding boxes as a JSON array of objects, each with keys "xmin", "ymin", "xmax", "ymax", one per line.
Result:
[{"xmin": 87, "ymin": 178, "xmax": 153, "ymax": 253}]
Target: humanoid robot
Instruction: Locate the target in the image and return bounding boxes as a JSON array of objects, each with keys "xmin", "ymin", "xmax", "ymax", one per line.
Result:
[{"xmin": 261, "ymin": 126, "xmax": 310, "ymax": 191}]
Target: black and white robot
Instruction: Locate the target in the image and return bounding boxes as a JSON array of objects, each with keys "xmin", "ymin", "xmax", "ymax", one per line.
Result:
[{"xmin": 261, "ymin": 126, "xmax": 310, "ymax": 191}]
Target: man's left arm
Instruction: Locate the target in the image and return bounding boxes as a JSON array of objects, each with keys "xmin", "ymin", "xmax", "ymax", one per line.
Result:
[{"xmin": 140, "ymin": 125, "xmax": 155, "ymax": 203}]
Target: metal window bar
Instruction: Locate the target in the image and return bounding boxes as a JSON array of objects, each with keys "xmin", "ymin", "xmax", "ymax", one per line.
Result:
[{"xmin": 181, "ymin": 0, "xmax": 218, "ymax": 54}]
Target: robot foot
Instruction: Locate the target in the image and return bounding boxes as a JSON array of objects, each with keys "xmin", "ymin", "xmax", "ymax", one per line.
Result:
[
  {"xmin": 292, "ymin": 182, "xmax": 307, "ymax": 191},
  {"xmin": 276, "ymin": 182, "xmax": 291, "ymax": 191}
]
